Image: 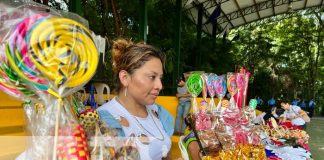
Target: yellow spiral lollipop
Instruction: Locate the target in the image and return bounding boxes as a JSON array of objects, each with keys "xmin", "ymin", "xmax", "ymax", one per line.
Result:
[{"xmin": 28, "ymin": 17, "xmax": 98, "ymax": 89}]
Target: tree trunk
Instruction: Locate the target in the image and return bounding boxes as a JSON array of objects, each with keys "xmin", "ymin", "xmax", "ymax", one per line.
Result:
[{"xmin": 110, "ymin": 0, "xmax": 123, "ymax": 37}]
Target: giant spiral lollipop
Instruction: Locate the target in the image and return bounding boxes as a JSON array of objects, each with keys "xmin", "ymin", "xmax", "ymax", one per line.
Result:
[
  {"xmin": 28, "ymin": 17, "xmax": 98, "ymax": 159},
  {"xmin": 28, "ymin": 17, "xmax": 98, "ymax": 91},
  {"xmin": 5, "ymin": 15, "xmax": 99, "ymax": 160}
]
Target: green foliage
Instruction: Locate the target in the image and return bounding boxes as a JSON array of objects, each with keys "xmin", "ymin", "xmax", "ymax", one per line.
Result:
[{"xmin": 231, "ymin": 9, "xmax": 324, "ymax": 113}]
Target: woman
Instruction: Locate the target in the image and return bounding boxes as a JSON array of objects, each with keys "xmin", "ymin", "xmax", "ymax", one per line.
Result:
[
  {"xmin": 280, "ymin": 99, "xmax": 307, "ymax": 129},
  {"xmin": 97, "ymin": 39, "xmax": 173, "ymax": 159}
]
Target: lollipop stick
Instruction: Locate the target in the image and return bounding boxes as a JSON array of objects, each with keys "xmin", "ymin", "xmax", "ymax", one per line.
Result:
[
  {"xmin": 209, "ymin": 97, "xmax": 214, "ymax": 112},
  {"xmin": 193, "ymin": 97, "xmax": 198, "ymax": 113},
  {"xmin": 91, "ymin": 123, "xmax": 99, "ymax": 156},
  {"xmin": 53, "ymin": 100, "xmax": 61, "ymax": 160},
  {"xmin": 216, "ymin": 98, "xmax": 222, "ymax": 111}
]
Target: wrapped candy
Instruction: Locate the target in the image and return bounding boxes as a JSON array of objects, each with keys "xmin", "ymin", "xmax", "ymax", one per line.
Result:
[
  {"xmin": 248, "ymin": 125, "xmax": 262, "ymax": 145},
  {"xmin": 221, "ymin": 99, "xmax": 229, "ymax": 108},
  {"xmin": 57, "ymin": 125, "xmax": 89, "ymax": 160},
  {"xmin": 198, "ymin": 130, "xmax": 222, "ymax": 156},
  {"xmin": 216, "ymin": 132, "xmax": 235, "ymax": 151},
  {"xmin": 195, "ymin": 109, "xmax": 211, "ymax": 131},
  {"xmin": 232, "ymin": 127, "xmax": 249, "ymax": 144},
  {"xmin": 79, "ymin": 109, "xmax": 100, "ymax": 129},
  {"xmin": 217, "ymin": 144, "xmax": 266, "ymax": 159},
  {"xmin": 222, "ymin": 109, "xmax": 240, "ymax": 127}
]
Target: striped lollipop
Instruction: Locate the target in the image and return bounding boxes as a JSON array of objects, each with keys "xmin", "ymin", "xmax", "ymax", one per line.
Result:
[{"xmin": 28, "ymin": 17, "xmax": 99, "ymax": 91}]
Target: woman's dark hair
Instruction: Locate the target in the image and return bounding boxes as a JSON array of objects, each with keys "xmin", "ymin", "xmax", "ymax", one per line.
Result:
[
  {"xmin": 177, "ymin": 75, "xmax": 185, "ymax": 83},
  {"xmin": 111, "ymin": 39, "xmax": 165, "ymax": 92},
  {"xmin": 184, "ymin": 113, "xmax": 193, "ymax": 130},
  {"xmin": 280, "ymin": 99, "xmax": 290, "ymax": 104}
]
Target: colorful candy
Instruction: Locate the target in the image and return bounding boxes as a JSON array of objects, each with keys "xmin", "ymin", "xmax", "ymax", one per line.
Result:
[
  {"xmin": 186, "ymin": 73, "xmax": 204, "ymax": 97},
  {"xmin": 249, "ymin": 99, "xmax": 257, "ymax": 109}
]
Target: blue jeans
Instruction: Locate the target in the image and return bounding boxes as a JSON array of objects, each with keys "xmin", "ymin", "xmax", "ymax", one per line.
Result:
[{"xmin": 175, "ymin": 100, "xmax": 191, "ymax": 134}]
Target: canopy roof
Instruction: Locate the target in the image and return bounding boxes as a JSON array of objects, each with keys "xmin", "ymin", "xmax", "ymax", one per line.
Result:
[{"xmin": 184, "ymin": 0, "xmax": 324, "ymax": 35}]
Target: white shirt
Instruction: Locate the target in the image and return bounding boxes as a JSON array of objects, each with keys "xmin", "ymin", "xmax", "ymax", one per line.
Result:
[
  {"xmin": 283, "ymin": 105, "xmax": 305, "ymax": 126},
  {"xmin": 98, "ymin": 98, "xmax": 171, "ymax": 160}
]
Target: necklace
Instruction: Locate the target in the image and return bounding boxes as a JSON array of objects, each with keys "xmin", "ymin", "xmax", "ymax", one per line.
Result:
[
  {"xmin": 115, "ymin": 96, "xmax": 165, "ymax": 141},
  {"xmin": 132, "ymin": 110, "xmax": 165, "ymax": 141}
]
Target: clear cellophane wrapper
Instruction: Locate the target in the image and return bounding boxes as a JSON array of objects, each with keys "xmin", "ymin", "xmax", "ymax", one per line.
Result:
[
  {"xmin": 0, "ymin": 1, "xmax": 105, "ymax": 159},
  {"xmin": 86, "ymin": 121, "xmax": 140, "ymax": 160}
]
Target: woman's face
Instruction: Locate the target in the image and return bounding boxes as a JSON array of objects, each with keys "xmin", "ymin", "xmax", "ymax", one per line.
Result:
[
  {"xmin": 127, "ymin": 57, "xmax": 163, "ymax": 105},
  {"xmin": 280, "ymin": 102, "xmax": 290, "ymax": 110}
]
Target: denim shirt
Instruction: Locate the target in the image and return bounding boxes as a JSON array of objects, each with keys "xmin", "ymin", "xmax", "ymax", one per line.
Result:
[{"xmin": 98, "ymin": 104, "xmax": 175, "ymax": 137}]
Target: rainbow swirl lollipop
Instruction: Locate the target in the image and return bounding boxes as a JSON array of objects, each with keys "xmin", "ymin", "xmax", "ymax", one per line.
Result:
[
  {"xmin": 0, "ymin": 47, "xmax": 37, "ymax": 99},
  {"xmin": 6, "ymin": 14, "xmax": 50, "ymax": 91},
  {"xmin": 0, "ymin": 71, "xmax": 22, "ymax": 97},
  {"xmin": 227, "ymin": 73, "xmax": 237, "ymax": 96}
]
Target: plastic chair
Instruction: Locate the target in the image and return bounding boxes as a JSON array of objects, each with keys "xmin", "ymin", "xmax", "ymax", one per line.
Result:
[
  {"xmin": 93, "ymin": 83, "xmax": 110, "ymax": 105},
  {"xmin": 178, "ymin": 136, "xmax": 190, "ymax": 160}
]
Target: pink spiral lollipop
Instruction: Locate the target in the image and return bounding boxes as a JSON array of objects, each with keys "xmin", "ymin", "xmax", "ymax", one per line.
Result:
[
  {"xmin": 236, "ymin": 73, "xmax": 246, "ymax": 92},
  {"xmin": 206, "ymin": 73, "xmax": 216, "ymax": 98},
  {"xmin": 214, "ymin": 75, "xmax": 227, "ymax": 99}
]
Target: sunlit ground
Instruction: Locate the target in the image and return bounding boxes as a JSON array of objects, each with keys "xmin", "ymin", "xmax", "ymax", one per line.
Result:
[{"xmin": 308, "ymin": 117, "xmax": 324, "ymax": 160}]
